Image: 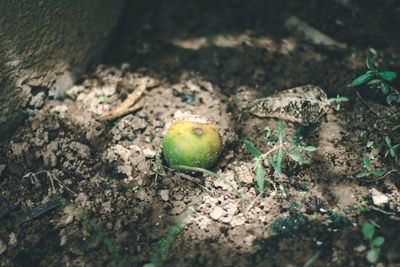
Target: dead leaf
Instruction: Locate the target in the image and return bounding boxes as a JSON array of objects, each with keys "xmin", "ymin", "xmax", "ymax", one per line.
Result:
[{"xmin": 247, "ymin": 85, "xmax": 329, "ymax": 125}]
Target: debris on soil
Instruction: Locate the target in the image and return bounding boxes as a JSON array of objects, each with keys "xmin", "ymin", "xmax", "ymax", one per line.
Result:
[
  {"xmin": 16, "ymin": 198, "xmax": 61, "ymax": 226},
  {"xmin": 1, "ymin": 0, "xmax": 400, "ymax": 266},
  {"xmin": 243, "ymin": 85, "xmax": 330, "ymax": 125},
  {"xmin": 284, "ymin": 16, "xmax": 347, "ymax": 50},
  {"xmin": 371, "ymin": 188, "xmax": 389, "ymax": 207}
]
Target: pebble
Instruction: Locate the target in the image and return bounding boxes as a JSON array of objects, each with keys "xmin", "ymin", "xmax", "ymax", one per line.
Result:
[
  {"xmin": 371, "ymin": 188, "xmax": 389, "ymax": 206},
  {"xmin": 209, "ymin": 206, "xmax": 225, "ymax": 221},
  {"xmin": 160, "ymin": 190, "xmax": 169, "ymax": 201},
  {"xmin": 0, "ymin": 239, "xmax": 6, "ymax": 254},
  {"xmin": 30, "ymin": 92, "xmax": 46, "ymax": 109},
  {"xmin": 230, "ymin": 214, "xmax": 245, "ymax": 226},
  {"xmin": 143, "ymin": 148, "xmax": 156, "ymax": 158}
]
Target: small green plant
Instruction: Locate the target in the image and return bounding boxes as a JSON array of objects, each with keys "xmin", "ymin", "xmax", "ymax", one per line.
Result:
[
  {"xmin": 361, "ymin": 222, "xmax": 385, "ymax": 264},
  {"xmin": 59, "ymin": 198, "xmax": 127, "ymax": 267},
  {"xmin": 348, "ymin": 56, "xmax": 399, "ymax": 105},
  {"xmin": 150, "ymin": 149, "xmax": 166, "ymax": 182},
  {"xmin": 328, "ymin": 94, "xmax": 349, "ymax": 111},
  {"xmin": 144, "ymin": 207, "xmax": 195, "ymax": 267},
  {"xmin": 366, "ymin": 140, "xmax": 374, "ymax": 149},
  {"xmin": 97, "ymin": 94, "xmax": 105, "ymax": 104},
  {"xmin": 244, "ymin": 119, "xmax": 318, "ymax": 193},
  {"xmin": 270, "ymin": 212, "xmax": 308, "ymax": 239},
  {"xmin": 356, "ymin": 157, "xmax": 384, "ymax": 178},
  {"xmin": 349, "ymin": 200, "xmax": 368, "ymax": 212},
  {"xmin": 131, "ymin": 185, "xmax": 139, "ymax": 192},
  {"xmin": 385, "ymin": 136, "xmax": 399, "ymax": 162}
]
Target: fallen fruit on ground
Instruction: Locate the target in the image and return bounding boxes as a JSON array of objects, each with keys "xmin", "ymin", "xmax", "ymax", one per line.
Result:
[{"xmin": 163, "ymin": 115, "xmax": 222, "ymax": 171}]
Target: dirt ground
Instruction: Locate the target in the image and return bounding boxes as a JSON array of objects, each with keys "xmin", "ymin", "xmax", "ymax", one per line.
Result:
[{"xmin": 1, "ymin": 0, "xmax": 400, "ymax": 266}]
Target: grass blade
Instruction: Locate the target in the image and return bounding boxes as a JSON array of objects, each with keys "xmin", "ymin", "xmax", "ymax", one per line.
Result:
[
  {"xmin": 278, "ymin": 119, "xmax": 284, "ymax": 145},
  {"xmin": 145, "ymin": 208, "xmax": 195, "ymax": 267},
  {"xmin": 255, "ymin": 160, "xmax": 265, "ymax": 192},
  {"xmin": 59, "ymin": 198, "xmax": 127, "ymax": 267},
  {"xmin": 171, "ymin": 165, "xmax": 245, "ymax": 207},
  {"xmin": 244, "ymin": 138, "xmax": 262, "ymax": 157}
]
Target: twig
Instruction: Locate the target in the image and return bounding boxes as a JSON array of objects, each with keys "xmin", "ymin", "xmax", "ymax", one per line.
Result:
[
  {"xmin": 355, "ymin": 90, "xmax": 390, "ymax": 124},
  {"xmin": 98, "ymin": 83, "xmax": 147, "ymax": 121},
  {"xmin": 23, "ymin": 171, "xmax": 77, "ymax": 196},
  {"xmin": 368, "ymin": 206, "xmax": 400, "ymax": 220},
  {"xmin": 179, "ymin": 174, "xmax": 211, "ymax": 193},
  {"xmin": 171, "ymin": 165, "xmax": 245, "ymax": 210},
  {"xmin": 46, "ymin": 171, "xmax": 77, "ymax": 196},
  {"xmin": 388, "ymin": 84, "xmax": 400, "ymax": 99},
  {"xmin": 245, "ymin": 191, "xmax": 263, "ymax": 214},
  {"xmin": 369, "ymin": 206, "xmax": 396, "ymax": 216},
  {"xmin": 17, "ymin": 198, "xmax": 61, "ymax": 225},
  {"xmin": 351, "ymin": 169, "xmax": 399, "ymax": 183}
]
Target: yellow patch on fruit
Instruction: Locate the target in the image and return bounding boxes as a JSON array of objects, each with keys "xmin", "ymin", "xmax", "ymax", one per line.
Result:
[{"xmin": 163, "ymin": 115, "xmax": 222, "ymax": 171}]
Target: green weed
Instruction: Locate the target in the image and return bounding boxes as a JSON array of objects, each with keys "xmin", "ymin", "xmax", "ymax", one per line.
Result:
[
  {"xmin": 98, "ymin": 95, "xmax": 105, "ymax": 104},
  {"xmin": 361, "ymin": 222, "xmax": 385, "ymax": 264},
  {"xmin": 348, "ymin": 56, "xmax": 399, "ymax": 105},
  {"xmin": 244, "ymin": 119, "xmax": 318, "ymax": 193},
  {"xmin": 144, "ymin": 207, "xmax": 195, "ymax": 267},
  {"xmin": 328, "ymin": 94, "xmax": 349, "ymax": 111},
  {"xmin": 385, "ymin": 136, "xmax": 400, "ymax": 162},
  {"xmin": 270, "ymin": 212, "xmax": 308, "ymax": 239},
  {"xmin": 325, "ymin": 210, "xmax": 352, "ymax": 229},
  {"xmin": 356, "ymin": 157, "xmax": 384, "ymax": 179},
  {"xmin": 59, "ymin": 198, "xmax": 127, "ymax": 267}
]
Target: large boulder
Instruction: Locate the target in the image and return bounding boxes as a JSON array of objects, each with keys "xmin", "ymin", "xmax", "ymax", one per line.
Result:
[{"xmin": 0, "ymin": 0, "xmax": 124, "ymax": 136}]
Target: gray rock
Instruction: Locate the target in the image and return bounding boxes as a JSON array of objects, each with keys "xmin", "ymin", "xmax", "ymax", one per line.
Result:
[{"xmin": 30, "ymin": 92, "xmax": 46, "ymax": 109}]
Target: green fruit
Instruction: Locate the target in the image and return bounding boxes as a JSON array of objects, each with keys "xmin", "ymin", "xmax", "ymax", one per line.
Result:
[{"xmin": 163, "ymin": 115, "xmax": 222, "ymax": 171}]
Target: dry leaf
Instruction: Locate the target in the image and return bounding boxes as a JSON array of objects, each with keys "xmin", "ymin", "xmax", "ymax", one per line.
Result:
[{"xmin": 247, "ymin": 85, "xmax": 329, "ymax": 125}]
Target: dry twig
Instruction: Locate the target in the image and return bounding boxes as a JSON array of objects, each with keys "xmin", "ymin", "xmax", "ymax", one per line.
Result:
[{"xmin": 98, "ymin": 77, "xmax": 158, "ymax": 121}]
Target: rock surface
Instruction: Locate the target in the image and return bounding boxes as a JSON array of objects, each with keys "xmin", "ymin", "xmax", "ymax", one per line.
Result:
[{"xmin": 0, "ymin": 0, "xmax": 124, "ymax": 136}]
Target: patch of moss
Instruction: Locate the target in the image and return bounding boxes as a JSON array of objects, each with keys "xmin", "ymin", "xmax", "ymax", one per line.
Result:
[
  {"xmin": 326, "ymin": 211, "xmax": 352, "ymax": 229},
  {"xmin": 270, "ymin": 212, "xmax": 308, "ymax": 239},
  {"xmin": 289, "ymin": 202, "xmax": 302, "ymax": 211},
  {"xmin": 298, "ymin": 183, "xmax": 309, "ymax": 192}
]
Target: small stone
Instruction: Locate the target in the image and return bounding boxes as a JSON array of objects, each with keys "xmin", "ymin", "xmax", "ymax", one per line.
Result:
[
  {"xmin": 51, "ymin": 105, "xmax": 68, "ymax": 118},
  {"xmin": 106, "ymin": 222, "xmax": 113, "ymax": 230},
  {"xmin": 30, "ymin": 92, "xmax": 46, "ymax": 109},
  {"xmin": 230, "ymin": 214, "xmax": 245, "ymax": 226},
  {"xmin": 143, "ymin": 148, "xmax": 156, "ymax": 158},
  {"xmin": 174, "ymin": 193, "xmax": 184, "ymax": 201},
  {"xmin": 160, "ymin": 190, "xmax": 169, "ymax": 201},
  {"xmin": 0, "ymin": 239, "xmax": 6, "ymax": 254},
  {"xmin": 209, "ymin": 206, "xmax": 225, "ymax": 221},
  {"xmin": 70, "ymin": 247, "xmax": 84, "ymax": 256},
  {"xmin": 371, "ymin": 188, "xmax": 389, "ymax": 206},
  {"xmin": 234, "ymin": 163, "xmax": 254, "ymax": 184},
  {"xmin": 8, "ymin": 233, "xmax": 17, "ymax": 247},
  {"xmin": 170, "ymin": 201, "xmax": 186, "ymax": 215},
  {"xmin": 135, "ymin": 189, "xmax": 147, "ymax": 201}
]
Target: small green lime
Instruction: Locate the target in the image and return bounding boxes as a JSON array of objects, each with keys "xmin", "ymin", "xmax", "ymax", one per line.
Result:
[{"xmin": 163, "ymin": 115, "xmax": 222, "ymax": 171}]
